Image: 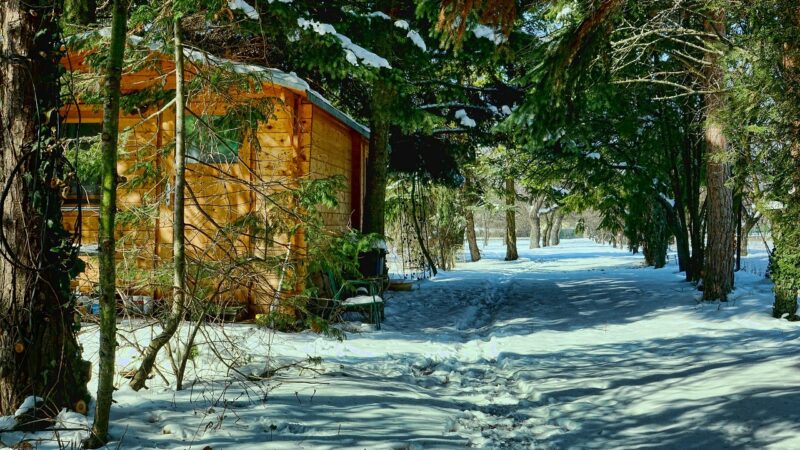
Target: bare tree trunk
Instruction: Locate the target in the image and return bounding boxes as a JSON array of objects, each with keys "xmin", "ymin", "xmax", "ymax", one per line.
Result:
[
  {"xmin": 739, "ymin": 213, "xmax": 760, "ymax": 257},
  {"xmin": 465, "ymin": 208, "xmax": 481, "ymax": 262},
  {"xmin": 551, "ymin": 212, "xmax": 564, "ymax": 246},
  {"xmin": 528, "ymin": 196, "xmax": 544, "ymax": 249},
  {"xmin": 131, "ymin": 19, "xmax": 187, "ymax": 390},
  {"xmin": 542, "ymin": 213, "xmax": 553, "ymax": 247},
  {"xmin": 504, "ymin": 178, "xmax": 518, "ymax": 261},
  {"xmin": 85, "ymin": 0, "xmax": 127, "ymax": 446},
  {"xmin": 362, "ymin": 76, "xmax": 394, "ymax": 236},
  {"xmin": 702, "ymin": 11, "xmax": 735, "ymax": 301},
  {"xmin": 0, "ymin": 0, "xmax": 91, "ymax": 420},
  {"xmin": 462, "ymin": 173, "xmax": 481, "ymax": 261}
]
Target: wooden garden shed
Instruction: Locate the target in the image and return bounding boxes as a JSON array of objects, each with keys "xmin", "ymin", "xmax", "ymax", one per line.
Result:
[{"xmin": 60, "ymin": 43, "xmax": 370, "ymax": 315}]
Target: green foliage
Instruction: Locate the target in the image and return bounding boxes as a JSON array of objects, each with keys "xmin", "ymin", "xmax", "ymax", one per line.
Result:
[
  {"xmin": 386, "ymin": 176, "xmax": 465, "ymax": 274},
  {"xmin": 771, "ymin": 206, "xmax": 800, "ymax": 319},
  {"xmin": 255, "ymin": 310, "xmax": 302, "ymax": 332},
  {"xmin": 187, "ymin": 344, "xmax": 200, "ymax": 361},
  {"xmin": 306, "ymin": 228, "xmax": 384, "ymax": 286}
]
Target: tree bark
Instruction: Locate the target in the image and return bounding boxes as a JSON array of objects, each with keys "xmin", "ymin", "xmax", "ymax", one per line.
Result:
[
  {"xmin": 504, "ymin": 177, "xmax": 518, "ymax": 261},
  {"xmin": 362, "ymin": 77, "xmax": 394, "ymax": 236},
  {"xmin": 665, "ymin": 199, "xmax": 690, "ymax": 274},
  {"xmin": 739, "ymin": 213, "xmax": 759, "ymax": 257},
  {"xmin": 528, "ymin": 196, "xmax": 544, "ymax": 249},
  {"xmin": 465, "ymin": 209, "xmax": 481, "ymax": 262},
  {"xmin": 542, "ymin": 213, "xmax": 553, "ymax": 247},
  {"xmin": 702, "ymin": 11, "xmax": 735, "ymax": 301},
  {"xmin": 462, "ymin": 173, "xmax": 480, "ymax": 261},
  {"xmin": 0, "ymin": 0, "xmax": 90, "ymax": 419},
  {"xmin": 84, "ymin": 0, "xmax": 127, "ymax": 446},
  {"xmin": 130, "ymin": 18, "xmax": 187, "ymax": 391},
  {"xmin": 551, "ymin": 211, "xmax": 564, "ymax": 246}
]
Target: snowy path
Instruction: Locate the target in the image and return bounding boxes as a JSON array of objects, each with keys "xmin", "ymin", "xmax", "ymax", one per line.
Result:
[
  {"xmin": 11, "ymin": 239, "xmax": 798, "ymax": 449},
  {"xmin": 232, "ymin": 239, "xmax": 799, "ymax": 449}
]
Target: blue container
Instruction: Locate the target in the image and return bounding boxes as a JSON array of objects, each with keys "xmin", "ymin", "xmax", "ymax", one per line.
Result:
[{"xmin": 90, "ymin": 303, "xmax": 101, "ymax": 315}]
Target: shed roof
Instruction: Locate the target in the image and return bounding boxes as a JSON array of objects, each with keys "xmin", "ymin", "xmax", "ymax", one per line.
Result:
[
  {"xmin": 182, "ymin": 48, "xmax": 370, "ymax": 138},
  {"xmin": 69, "ymin": 31, "xmax": 370, "ymax": 138}
]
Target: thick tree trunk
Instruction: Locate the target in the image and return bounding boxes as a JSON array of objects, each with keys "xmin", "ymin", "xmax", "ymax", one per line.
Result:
[
  {"xmin": 504, "ymin": 178, "xmax": 518, "ymax": 261},
  {"xmin": 0, "ymin": 1, "xmax": 90, "ymax": 419},
  {"xmin": 528, "ymin": 196, "xmax": 544, "ymax": 249},
  {"xmin": 702, "ymin": 12, "xmax": 735, "ymax": 301},
  {"xmin": 85, "ymin": 0, "xmax": 127, "ymax": 446},
  {"xmin": 542, "ymin": 213, "xmax": 553, "ymax": 247},
  {"xmin": 529, "ymin": 215, "xmax": 541, "ymax": 248},
  {"xmin": 739, "ymin": 224, "xmax": 748, "ymax": 258},
  {"xmin": 362, "ymin": 77, "xmax": 394, "ymax": 236},
  {"xmin": 673, "ymin": 214, "xmax": 691, "ymax": 273},
  {"xmin": 465, "ymin": 209, "xmax": 481, "ymax": 262},
  {"xmin": 131, "ymin": 19, "xmax": 188, "ymax": 390},
  {"xmin": 739, "ymin": 213, "xmax": 759, "ymax": 257},
  {"xmin": 551, "ymin": 211, "xmax": 564, "ymax": 246}
]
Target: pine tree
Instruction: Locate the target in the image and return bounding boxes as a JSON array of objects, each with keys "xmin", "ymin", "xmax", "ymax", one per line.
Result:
[{"xmin": 0, "ymin": 0, "xmax": 90, "ymax": 420}]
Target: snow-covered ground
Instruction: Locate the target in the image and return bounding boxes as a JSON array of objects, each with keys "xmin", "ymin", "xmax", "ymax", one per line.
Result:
[{"xmin": 3, "ymin": 238, "xmax": 799, "ymax": 449}]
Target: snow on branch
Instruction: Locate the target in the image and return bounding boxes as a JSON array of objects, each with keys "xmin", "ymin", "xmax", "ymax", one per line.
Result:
[
  {"xmin": 386, "ymin": 18, "xmax": 427, "ymax": 51},
  {"xmin": 472, "ymin": 24, "xmax": 507, "ymax": 45},
  {"xmin": 454, "ymin": 109, "xmax": 477, "ymax": 127},
  {"xmin": 228, "ymin": 0, "xmax": 259, "ymax": 20},
  {"xmin": 406, "ymin": 30, "xmax": 427, "ymax": 52},
  {"xmin": 297, "ymin": 18, "xmax": 391, "ymax": 69},
  {"xmin": 367, "ymin": 11, "xmax": 391, "ymax": 20}
]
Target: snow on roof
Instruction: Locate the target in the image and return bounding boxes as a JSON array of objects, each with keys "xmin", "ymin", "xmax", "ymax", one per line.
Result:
[
  {"xmin": 184, "ymin": 48, "xmax": 371, "ymax": 137},
  {"xmin": 74, "ymin": 31, "xmax": 370, "ymax": 138}
]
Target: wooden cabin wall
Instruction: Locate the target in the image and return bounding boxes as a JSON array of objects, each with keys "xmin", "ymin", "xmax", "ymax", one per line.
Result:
[
  {"xmin": 61, "ymin": 60, "xmax": 367, "ymax": 315},
  {"xmin": 62, "ymin": 105, "xmax": 163, "ymax": 295},
  {"xmin": 245, "ymin": 92, "xmax": 313, "ymax": 313},
  {"xmin": 310, "ymin": 106, "xmax": 357, "ymax": 230}
]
